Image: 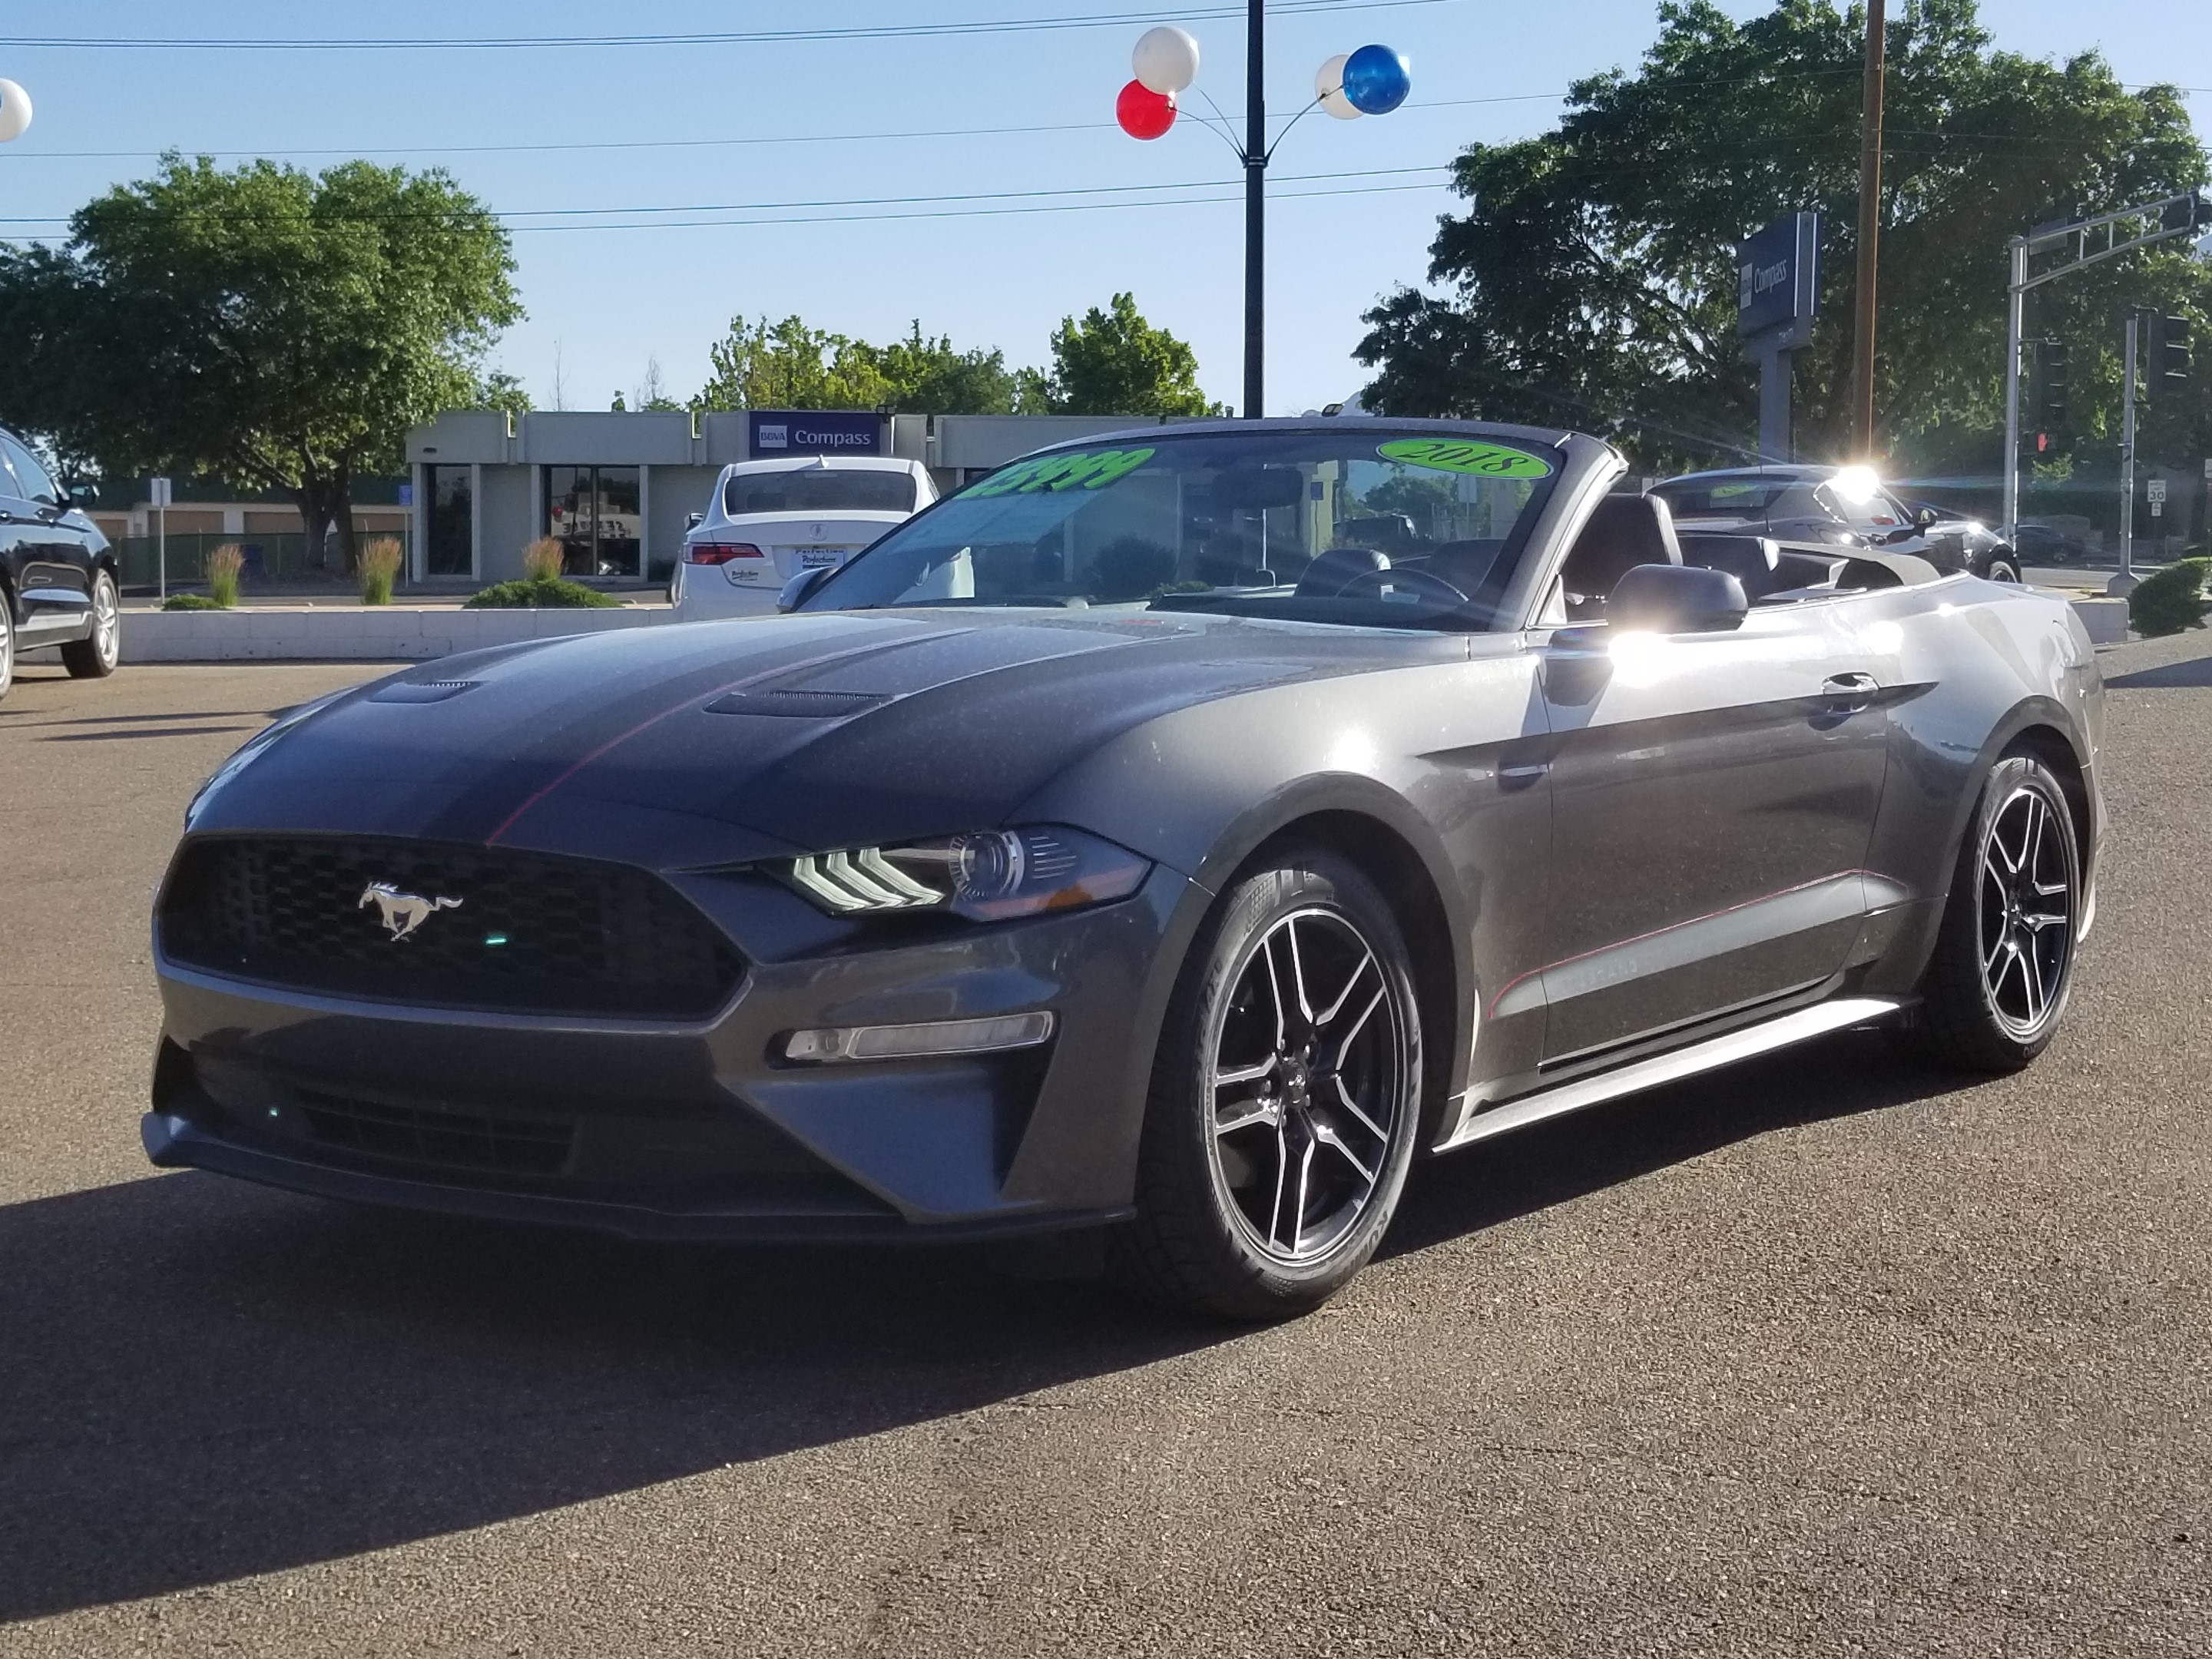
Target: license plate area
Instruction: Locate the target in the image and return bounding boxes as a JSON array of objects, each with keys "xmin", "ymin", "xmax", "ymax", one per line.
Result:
[{"xmin": 796, "ymin": 547, "xmax": 849, "ymax": 568}]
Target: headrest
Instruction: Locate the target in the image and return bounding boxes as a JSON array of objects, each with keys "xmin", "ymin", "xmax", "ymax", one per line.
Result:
[
  {"xmin": 1297, "ymin": 545, "xmax": 1390, "ymax": 597},
  {"xmin": 1562, "ymin": 493, "xmax": 1683, "ymax": 600}
]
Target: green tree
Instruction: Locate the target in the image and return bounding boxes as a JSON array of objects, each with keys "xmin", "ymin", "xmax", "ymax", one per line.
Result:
[
  {"xmin": 866, "ymin": 322, "xmax": 1021, "ymax": 413},
  {"xmin": 0, "ymin": 154, "xmax": 520, "ymax": 569},
  {"xmin": 1041, "ymin": 293, "xmax": 1221, "ymax": 416},
  {"xmin": 694, "ymin": 315, "xmax": 890, "ymax": 410},
  {"xmin": 1354, "ymin": 0, "xmax": 2210, "ymax": 478},
  {"xmin": 475, "ymin": 371, "xmax": 533, "ymax": 418}
]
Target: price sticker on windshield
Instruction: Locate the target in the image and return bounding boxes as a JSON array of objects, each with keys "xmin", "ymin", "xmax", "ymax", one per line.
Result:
[
  {"xmin": 966, "ymin": 446, "xmax": 1157, "ymax": 498},
  {"xmin": 1376, "ymin": 438, "xmax": 1555, "ymax": 479}
]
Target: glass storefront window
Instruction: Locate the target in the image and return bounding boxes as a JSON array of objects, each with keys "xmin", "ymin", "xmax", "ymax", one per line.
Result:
[
  {"xmin": 425, "ymin": 465, "xmax": 473, "ymax": 577},
  {"xmin": 545, "ymin": 465, "xmax": 641, "ymax": 578}
]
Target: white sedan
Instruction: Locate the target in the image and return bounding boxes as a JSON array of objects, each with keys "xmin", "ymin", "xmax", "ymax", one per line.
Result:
[{"xmin": 671, "ymin": 455, "xmax": 935, "ymax": 619}]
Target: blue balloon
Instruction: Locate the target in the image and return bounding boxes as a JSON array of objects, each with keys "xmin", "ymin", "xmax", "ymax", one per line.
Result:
[{"xmin": 1341, "ymin": 45, "xmax": 1411, "ymax": 116}]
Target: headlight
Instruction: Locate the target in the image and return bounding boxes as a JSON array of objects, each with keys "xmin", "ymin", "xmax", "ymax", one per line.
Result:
[{"xmin": 784, "ymin": 826, "xmax": 1149, "ymax": 921}]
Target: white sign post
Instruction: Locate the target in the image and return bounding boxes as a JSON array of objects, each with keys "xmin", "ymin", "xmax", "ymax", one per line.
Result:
[{"xmin": 150, "ymin": 477, "xmax": 171, "ymax": 600}]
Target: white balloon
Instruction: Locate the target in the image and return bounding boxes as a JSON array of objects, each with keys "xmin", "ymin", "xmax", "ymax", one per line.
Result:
[
  {"xmin": 1314, "ymin": 54, "xmax": 1361, "ymax": 120},
  {"xmin": 1133, "ymin": 26, "xmax": 1200, "ymax": 95},
  {"xmin": 0, "ymin": 80, "xmax": 31, "ymax": 143}
]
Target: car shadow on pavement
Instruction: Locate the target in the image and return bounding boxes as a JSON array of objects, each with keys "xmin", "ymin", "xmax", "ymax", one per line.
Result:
[
  {"xmin": 0, "ymin": 1031, "xmax": 1955, "ymax": 1621},
  {"xmin": 2104, "ymin": 655, "xmax": 2212, "ymax": 690}
]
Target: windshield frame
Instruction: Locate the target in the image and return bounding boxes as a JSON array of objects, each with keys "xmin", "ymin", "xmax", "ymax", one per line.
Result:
[{"xmin": 794, "ymin": 421, "xmax": 1569, "ymax": 632}]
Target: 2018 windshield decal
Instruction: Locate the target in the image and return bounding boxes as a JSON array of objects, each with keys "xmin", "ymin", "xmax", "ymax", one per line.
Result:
[
  {"xmin": 1376, "ymin": 438, "xmax": 1555, "ymax": 479},
  {"xmin": 965, "ymin": 446, "xmax": 1157, "ymax": 498}
]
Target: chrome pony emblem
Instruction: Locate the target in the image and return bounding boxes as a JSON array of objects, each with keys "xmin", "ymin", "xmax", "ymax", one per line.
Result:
[{"xmin": 359, "ymin": 882, "xmax": 462, "ymax": 942}]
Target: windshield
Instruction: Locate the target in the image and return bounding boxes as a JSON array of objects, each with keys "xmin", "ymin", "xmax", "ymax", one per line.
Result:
[
  {"xmin": 1651, "ymin": 476, "xmax": 1801, "ymax": 518},
  {"xmin": 800, "ymin": 428, "xmax": 1561, "ymax": 629},
  {"xmin": 724, "ymin": 469, "xmax": 917, "ymax": 517}
]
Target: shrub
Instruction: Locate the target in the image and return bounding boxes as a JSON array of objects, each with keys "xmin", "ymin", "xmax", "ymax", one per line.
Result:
[
  {"xmin": 205, "ymin": 543, "xmax": 245, "ymax": 608},
  {"xmin": 357, "ymin": 538, "xmax": 404, "ymax": 605},
  {"xmin": 522, "ymin": 537, "xmax": 566, "ymax": 584},
  {"xmin": 462, "ymin": 578, "xmax": 621, "ymax": 609},
  {"xmin": 162, "ymin": 592, "xmax": 227, "ymax": 611},
  {"xmin": 2127, "ymin": 557, "xmax": 2210, "ymax": 638}
]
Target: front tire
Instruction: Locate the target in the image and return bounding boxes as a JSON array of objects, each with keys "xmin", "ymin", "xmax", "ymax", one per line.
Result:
[
  {"xmin": 0, "ymin": 594, "xmax": 13, "ymax": 700},
  {"xmin": 1983, "ymin": 551, "xmax": 2023, "ymax": 584},
  {"xmin": 1899, "ymin": 753, "xmax": 2081, "ymax": 1071},
  {"xmin": 61, "ymin": 571, "xmax": 120, "ymax": 678},
  {"xmin": 1111, "ymin": 852, "xmax": 1424, "ymax": 1320}
]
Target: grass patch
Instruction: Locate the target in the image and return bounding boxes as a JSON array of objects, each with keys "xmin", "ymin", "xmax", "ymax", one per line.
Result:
[{"xmin": 161, "ymin": 592, "xmax": 228, "ymax": 611}]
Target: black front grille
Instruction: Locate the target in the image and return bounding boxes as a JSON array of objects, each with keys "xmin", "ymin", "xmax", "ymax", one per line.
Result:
[
  {"xmin": 160, "ymin": 836, "xmax": 746, "ymax": 1019},
  {"xmin": 296, "ymin": 1089, "xmax": 576, "ymax": 1176}
]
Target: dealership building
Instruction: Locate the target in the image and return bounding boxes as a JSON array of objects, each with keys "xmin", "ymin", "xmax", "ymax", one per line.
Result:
[{"xmin": 402, "ymin": 409, "xmax": 1169, "ymax": 586}]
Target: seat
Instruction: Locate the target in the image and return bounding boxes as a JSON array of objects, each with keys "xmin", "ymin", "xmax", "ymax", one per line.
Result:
[
  {"xmin": 1561, "ymin": 494, "xmax": 1682, "ymax": 618},
  {"xmin": 1676, "ymin": 531, "xmax": 1780, "ymax": 599},
  {"xmin": 1422, "ymin": 538, "xmax": 1505, "ymax": 594},
  {"xmin": 1297, "ymin": 546, "xmax": 1389, "ymax": 597}
]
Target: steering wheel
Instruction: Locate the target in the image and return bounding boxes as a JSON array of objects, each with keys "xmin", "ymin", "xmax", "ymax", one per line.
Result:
[{"xmin": 1336, "ymin": 565, "xmax": 1470, "ymax": 606}]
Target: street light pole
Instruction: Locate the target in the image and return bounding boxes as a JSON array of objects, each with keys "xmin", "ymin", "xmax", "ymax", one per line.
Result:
[
  {"xmin": 1243, "ymin": 0, "xmax": 1266, "ymax": 419},
  {"xmin": 1851, "ymin": 0, "xmax": 1886, "ymax": 457}
]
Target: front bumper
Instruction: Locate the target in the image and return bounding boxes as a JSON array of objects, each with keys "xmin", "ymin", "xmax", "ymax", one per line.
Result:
[{"xmin": 149, "ymin": 862, "xmax": 1207, "ymax": 1240}]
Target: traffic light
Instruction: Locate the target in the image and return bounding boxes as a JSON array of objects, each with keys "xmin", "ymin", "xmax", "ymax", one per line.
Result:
[
  {"xmin": 2159, "ymin": 192, "xmax": 2207, "ymax": 234},
  {"xmin": 2032, "ymin": 338, "xmax": 2068, "ymax": 426},
  {"xmin": 2148, "ymin": 313, "xmax": 2192, "ymax": 386}
]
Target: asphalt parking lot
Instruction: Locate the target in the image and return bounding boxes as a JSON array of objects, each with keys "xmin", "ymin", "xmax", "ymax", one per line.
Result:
[{"xmin": 3, "ymin": 644, "xmax": 2210, "ymax": 1658}]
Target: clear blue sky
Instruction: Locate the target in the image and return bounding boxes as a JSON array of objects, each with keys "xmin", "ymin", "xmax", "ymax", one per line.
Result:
[{"xmin": 2, "ymin": 2, "xmax": 2207, "ymax": 416}]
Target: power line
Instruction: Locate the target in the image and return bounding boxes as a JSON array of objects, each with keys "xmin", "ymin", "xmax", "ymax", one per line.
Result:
[
  {"xmin": 0, "ymin": 0, "xmax": 1449, "ymax": 52},
  {"xmin": 0, "ymin": 164, "xmax": 1451, "ymax": 229}
]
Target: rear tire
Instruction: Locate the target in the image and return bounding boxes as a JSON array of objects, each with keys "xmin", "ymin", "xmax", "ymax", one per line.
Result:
[
  {"xmin": 61, "ymin": 571, "xmax": 120, "ymax": 678},
  {"xmin": 0, "ymin": 595, "xmax": 13, "ymax": 701},
  {"xmin": 1110, "ymin": 851, "xmax": 1425, "ymax": 1321},
  {"xmin": 1983, "ymin": 553, "xmax": 2023, "ymax": 584},
  {"xmin": 1898, "ymin": 753, "xmax": 2081, "ymax": 1072}
]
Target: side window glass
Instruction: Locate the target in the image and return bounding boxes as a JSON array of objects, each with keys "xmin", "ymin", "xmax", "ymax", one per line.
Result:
[
  {"xmin": 0, "ymin": 436, "xmax": 59, "ymax": 505},
  {"xmin": 0, "ymin": 449, "xmax": 22, "ymax": 501}
]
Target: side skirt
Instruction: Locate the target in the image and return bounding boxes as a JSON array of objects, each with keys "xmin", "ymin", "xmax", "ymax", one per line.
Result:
[{"xmin": 1431, "ymin": 995, "xmax": 1901, "ymax": 1155}]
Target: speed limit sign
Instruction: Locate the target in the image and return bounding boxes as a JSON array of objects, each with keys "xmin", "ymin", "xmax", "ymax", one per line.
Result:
[{"xmin": 2148, "ymin": 478, "xmax": 2167, "ymax": 518}]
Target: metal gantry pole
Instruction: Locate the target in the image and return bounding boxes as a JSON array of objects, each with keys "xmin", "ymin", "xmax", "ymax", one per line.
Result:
[
  {"xmin": 2114, "ymin": 311, "xmax": 2140, "ymax": 595},
  {"xmin": 1243, "ymin": 0, "xmax": 1266, "ymax": 419},
  {"xmin": 2002, "ymin": 237, "xmax": 2026, "ymax": 540}
]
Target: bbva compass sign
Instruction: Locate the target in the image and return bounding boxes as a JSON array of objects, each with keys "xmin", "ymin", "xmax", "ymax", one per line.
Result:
[{"xmin": 1737, "ymin": 211, "xmax": 1822, "ymax": 346}]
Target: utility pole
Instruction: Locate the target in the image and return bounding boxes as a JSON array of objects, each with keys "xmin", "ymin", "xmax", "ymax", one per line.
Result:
[
  {"xmin": 1851, "ymin": 0, "xmax": 1886, "ymax": 458},
  {"xmin": 2118, "ymin": 311, "xmax": 2140, "ymax": 592},
  {"xmin": 1243, "ymin": 0, "xmax": 1266, "ymax": 420}
]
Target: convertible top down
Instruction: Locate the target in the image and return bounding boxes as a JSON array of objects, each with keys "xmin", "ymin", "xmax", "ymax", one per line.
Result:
[{"xmin": 146, "ymin": 419, "xmax": 2103, "ymax": 1319}]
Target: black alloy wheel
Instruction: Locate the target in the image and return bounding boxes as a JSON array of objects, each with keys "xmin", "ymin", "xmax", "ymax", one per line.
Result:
[
  {"xmin": 1900, "ymin": 753, "xmax": 2081, "ymax": 1071},
  {"xmin": 1984, "ymin": 551, "xmax": 2023, "ymax": 584},
  {"xmin": 1113, "ymin": 851, "xmax": 1424, "ymax": 1320},
  {"xmin": 61, "ymin": 571, "xmax": 120, "ymax": 678}
]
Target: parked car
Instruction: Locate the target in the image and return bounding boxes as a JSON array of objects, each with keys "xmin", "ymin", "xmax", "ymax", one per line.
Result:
[
  {"xmin": 0, "ymin": 424, "xmax": 120, "ymax": 700},
  {"xmin": 147, "ymin": 419, "xmax": 2101, "ymax": 1320},
  {"xmin": 1653, "ymin": 464, "xmax": 2023, "ymax": 583},
  {"xmin": 671, "ymin": 455, "xmax": 934, "ymax": 620},
  {"xmin": 2013, "ymin": 520, "xmax": 2093, "ymax": 565}
]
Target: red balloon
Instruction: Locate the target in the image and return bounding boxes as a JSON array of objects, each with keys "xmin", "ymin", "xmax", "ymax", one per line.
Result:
[{"xmin": 1116, "ymin": 78, "xmax": 1177, "ymax": 140}]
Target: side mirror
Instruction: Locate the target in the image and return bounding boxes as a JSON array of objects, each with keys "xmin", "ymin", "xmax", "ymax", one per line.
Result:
[
  {"xmin": 1915, "ymin": 506, "xmax": 1939, "ymax": 528},
  {"xmin": 1604, "ymin": 562, "xmax": 1747, "ymax": 633},
  {"xmin": 686, "ymin": 511, "xmax": 704, "ymax": 531},
  {"xmin": 777, "ymin": 566, "xmax": 833, "ymax": 612}
]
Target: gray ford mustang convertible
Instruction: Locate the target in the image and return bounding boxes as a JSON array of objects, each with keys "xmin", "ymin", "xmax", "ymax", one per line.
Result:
[{"xmin": 147, "ymin": 419, "xmax": 2104, "ymax": 1319}]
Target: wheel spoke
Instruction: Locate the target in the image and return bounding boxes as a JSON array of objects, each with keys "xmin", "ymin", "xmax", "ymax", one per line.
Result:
[
  {"xmin": 1312, "ymin": 1122, "xmax": 1375, "ymax": 1185},
  {"xmin": 1285, "ymin": 919, "xmax": 1318, "ymax": 1026},
  {"xmin": 1312, "ymin": 948, "xmax": 1376, "ymax": 1027},
  {"xmin": 1330, "ymin": 1073, "xmax": 1389, "ymax": 1142},
  {"xmin": 1260, "ymin": 934, "xmax": 1290, "ymax": 1051},
  {"xmin": 2020, "ymin": 933, "xmax": 2047, "ymax": 1023},
  {"xmin": 1214, "ymin": 1058, "xmax": 1275, "ymax": 1089},
  {"xmin": 2018, "ymin": 910, "xmax": 2068, "ymax": 932},
  {"xmin": 1215, "ymin": 1100, "xmax": 1283, "ymax": 1138},
  {"xmin": 1288, "ymin": 1141, "xmax": 1316, "ymax": 1256},
  {"xmin": 1264, "ymin": 1122, "xmax": 1290, "ymax": 1250},
  {"xmin": 1323, "ymin": 984, "xmax": 1386, "ymax": 1072}
]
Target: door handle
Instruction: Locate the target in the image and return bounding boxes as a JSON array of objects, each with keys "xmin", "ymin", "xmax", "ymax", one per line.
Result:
[{"xmin": 1819, "ymin": 672, "xmax": 1879, "ymax": 711}]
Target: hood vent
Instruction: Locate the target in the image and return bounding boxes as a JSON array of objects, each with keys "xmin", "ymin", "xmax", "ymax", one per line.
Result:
[
  {"xmin": 369, "ymin": 680, "xmax": 482, "ymax": 704},
  {"xmin": 705, "ymin": 688, "xmax": 887, "ymax": 720}
]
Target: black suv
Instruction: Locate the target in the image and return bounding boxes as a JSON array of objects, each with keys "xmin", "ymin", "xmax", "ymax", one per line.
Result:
[{"xmin": 0, "ymin": 425, "xmax": 119, "ymax": 699}]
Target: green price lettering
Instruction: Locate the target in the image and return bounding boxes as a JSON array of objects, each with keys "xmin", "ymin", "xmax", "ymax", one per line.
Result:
[
  {"xmin": 1376, "ymin": 438, "xmax": 1555, "ymax": 479},
  {"xmin": 966, "ymin": 446, "xmax": 1156, "ymax": 498}
]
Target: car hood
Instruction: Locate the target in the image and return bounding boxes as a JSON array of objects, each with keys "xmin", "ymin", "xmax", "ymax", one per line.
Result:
[{"xmin": 190, "ymin": 608, "xmax": 1452, "ymax": 869}]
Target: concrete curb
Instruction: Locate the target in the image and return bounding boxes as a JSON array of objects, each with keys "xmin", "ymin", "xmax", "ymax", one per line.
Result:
[{"xmin": 121, "ymin": 604, "xmax": 674, "ymax": 663}]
